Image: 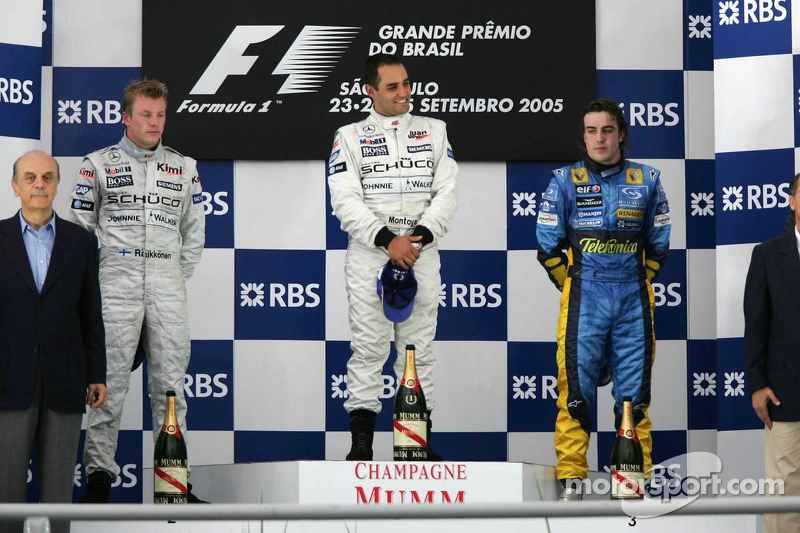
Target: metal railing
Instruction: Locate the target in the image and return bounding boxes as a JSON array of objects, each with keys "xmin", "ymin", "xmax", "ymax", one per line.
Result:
[{"xmin": 1, "ymin": 496, "xmax": 800, "ymax": 524}]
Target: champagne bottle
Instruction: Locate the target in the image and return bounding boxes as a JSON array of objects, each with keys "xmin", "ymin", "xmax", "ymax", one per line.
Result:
[
  {"xmin": 610, "ymin": 396, "xmax": 644, "ymax": 500},
  {"xmin": 154, "ymin": 390, "xmax": 188, "ymax": 504},
  {"xmin": 393, "ymin": 344, "xmax": 428, "ymax": 461}
]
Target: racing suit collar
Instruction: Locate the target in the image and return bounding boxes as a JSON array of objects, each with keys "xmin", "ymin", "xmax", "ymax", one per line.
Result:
[
  {"xmin": 119, "ymin": 134, "xmax": 164, "ymax": 163},
  {"xmin": 369, "ymin": 109, "xmax": 411, "ymax": 130},
  {"xmin": 584, "ymin": 155, "xmax": 626, "ymax": 179}
]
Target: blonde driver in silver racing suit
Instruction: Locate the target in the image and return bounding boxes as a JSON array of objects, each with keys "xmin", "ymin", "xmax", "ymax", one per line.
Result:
[{"xmin": 67, "ymin": 79, "xmax": 205, "ymax": 503}]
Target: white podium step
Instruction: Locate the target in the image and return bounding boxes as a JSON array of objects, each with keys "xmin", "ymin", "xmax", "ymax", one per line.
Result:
[
  {"xmin": 186, "ymin": 461, "xmax": 558, "ymax": 504},
  {"xmin": 70, "ymin": 461, "xmax": 757, "ymax": 533}
]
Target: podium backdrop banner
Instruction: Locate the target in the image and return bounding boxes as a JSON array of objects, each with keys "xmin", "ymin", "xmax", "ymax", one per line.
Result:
[{"xmin": 142, "ymin": 1, "xmax": 595, "ymax": 161}]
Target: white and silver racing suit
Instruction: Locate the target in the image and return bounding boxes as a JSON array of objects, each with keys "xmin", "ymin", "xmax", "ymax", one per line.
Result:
[
  {"xmin": 67, "ymin": 135, "xmax": 205, "ymax": 477},
  {"xmin": 328, "ymin": 109, "xmax": 458, "ymax": 413}
]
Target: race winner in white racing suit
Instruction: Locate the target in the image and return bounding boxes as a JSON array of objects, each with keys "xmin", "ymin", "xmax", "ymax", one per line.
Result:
[{"xmin": 328, "ymin": 54, "xmax": 457, "ymax": 460}]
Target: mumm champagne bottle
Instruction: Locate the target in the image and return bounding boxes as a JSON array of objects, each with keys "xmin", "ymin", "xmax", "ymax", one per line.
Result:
[
  {"xmin": 154, "ymin": 390, "xmax": 188, "ymax": 504},
  {"xmin": 393, "ymin": 345, "xmax": 428, "ymax": 461},
  {"xmin": 610, "ymin": 396, "xmax": 644, "ymax": 500}
]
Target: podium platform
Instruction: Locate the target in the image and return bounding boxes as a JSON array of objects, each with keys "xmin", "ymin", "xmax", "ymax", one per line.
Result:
[
  {"xmin": 70, "ymin": 461, "xmax": 757, "ymax": 532},
  {"xmin": 186, "ymin": 461, "xmax": 558, "ymax": 504}
]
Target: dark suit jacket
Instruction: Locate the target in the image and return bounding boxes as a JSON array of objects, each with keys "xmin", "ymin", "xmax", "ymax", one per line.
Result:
[
  {"xmin": 0, "ymin": 212, "xmax": 105, "ymax": 413},
  {"xmin": 744, "ymin": 232, "xmax": 800, "ymax": 421}
]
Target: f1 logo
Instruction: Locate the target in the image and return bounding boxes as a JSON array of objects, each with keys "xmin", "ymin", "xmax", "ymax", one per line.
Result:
[
  {"xmin": 191, "ymin": 26, "xmax": 283, "ymax": 95},
  {"xmin": 191, "ymin": 25, "xmax": 360, "ymax": 96}
]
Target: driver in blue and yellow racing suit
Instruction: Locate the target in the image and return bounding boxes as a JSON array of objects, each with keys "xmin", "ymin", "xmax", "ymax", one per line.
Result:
[{"xmin": 536, "ymin": 98, "xmax": 671, "ymax": 498}]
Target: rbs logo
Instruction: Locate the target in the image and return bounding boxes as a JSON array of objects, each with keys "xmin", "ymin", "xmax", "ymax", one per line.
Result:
[
  {"xmin": 652, "ymin": 282, "xmax": 682, "ymax": 307},
  {"xmin": 440, "ymin": 283, "xmax": 502, "ymax": 308},
  {"xmin": 379, "ymin": 375, "xmax": 397, "ymax": 399},
  {"xmin": 184, "ymin": 373, "xmax": 229, "ymax": 398},
  {"xmin": 66, "ymin": 463, "xmax": 137, "ymax": 488},
  {"xmin": 747, "ymin": 184, "xmax": 789, "ymax": 209},
  {"xmin": 56, "ymin": 99, "xmax": 121, "ymax": 124},
  {"xmin": 0, "ymin": 78, "xmax": 34, "ymax": 104},
  {"xmin": 202, "ymin": 191, "xmax": 229, "ymax": 215},
  {"xmin": 620, "ymin": 103, "xmax": 679, "ymax": 127},
  {"xmin": 110, "ymin": 464, "xmax": 138, "ymax": 488},
  {"xmin": 722, "ymin": 183, "xmax": 790, "ymax": 211},
  {"xmin": 270, "ymin": 283, "xmax": 320, "ymax": 308},
  {"xmin": 719, "ymin": 0, "xmax": 787, "ymax": 25}
]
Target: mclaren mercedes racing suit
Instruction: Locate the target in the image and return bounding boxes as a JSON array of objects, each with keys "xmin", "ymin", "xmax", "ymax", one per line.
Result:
[
  {"xmin": 67, "ymin": 135, "xmax": 205, "ymax": 478},
  {"xmin": 536, "ymin": 158, "xmax": 670, "ymax": 481},
  {"xmin": 328, "ymin": 109, "xmax": 458, "ymax": 414}
]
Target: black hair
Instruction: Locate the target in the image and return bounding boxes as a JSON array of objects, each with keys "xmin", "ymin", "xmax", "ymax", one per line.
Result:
[
  {"xmin": 578, "ymin": 98, "xmax": 628, "ymax": 154},
  {"xmin": 363, "ymin": 54, "xmax": 404, "ymax": 89}
]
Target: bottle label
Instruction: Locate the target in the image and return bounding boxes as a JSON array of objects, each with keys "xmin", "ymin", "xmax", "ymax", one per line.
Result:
[
  {"xmin": 154, "ymin": 466, "xmax": 188, "ymax": 495},
  {"xmin": 153, "ymin": 494, "xmax": 187, "ymax": 504},
  {"xmin": 160, "ymin": 424, "xmax": 182, "ymax": 437},
  {"xmin": 393, "ymin": 419, "xmax": 427, "ymax": 447},
  {"xmin": 394, "ymin": 447, "xmax": 428, "ymax": 460},
  {"xmin": 617, "ymin": 427, "xmax": 640, "ymax": 442},
  {"xmin": 400, "ymin": 378, "xmax": 420, "ymax": 392},
  {"xmin": 611, "ymin": 470, "xmax": 644, "ymax": 499}
]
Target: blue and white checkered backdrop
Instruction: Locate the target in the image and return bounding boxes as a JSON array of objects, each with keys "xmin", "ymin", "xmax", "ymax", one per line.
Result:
[{"xmin": 0, "ymin": 0, "xmax": 781, "ymax": 503}]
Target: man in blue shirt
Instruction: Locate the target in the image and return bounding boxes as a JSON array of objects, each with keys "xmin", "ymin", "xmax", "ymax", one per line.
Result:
[
  {"xmin": 0, "ymin": 151, "xmax": 106, "ymax": 532},
  {"xmin": 536, "ymin": 99, "xmax": 671, "ymax": 499}
]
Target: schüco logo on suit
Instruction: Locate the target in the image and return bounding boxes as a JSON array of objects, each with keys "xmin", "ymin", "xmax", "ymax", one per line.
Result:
[{"xmin": 106, "ymin": 193, "xmax": 181, "ymax": 208}]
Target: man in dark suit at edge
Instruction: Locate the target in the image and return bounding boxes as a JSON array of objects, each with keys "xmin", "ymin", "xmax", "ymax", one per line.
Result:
[
  {"xmin": 0, "ymin": 151, "xmax": 106, "ymax": 533},
  {"xmin": 744, "ymin": 172, "xmax": 800, "ymax": 533}
]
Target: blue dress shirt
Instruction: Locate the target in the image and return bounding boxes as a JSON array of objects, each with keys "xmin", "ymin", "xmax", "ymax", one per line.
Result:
[{"xmin": 19, "ymin": 212, "xmax": 56, "ymax": 293}]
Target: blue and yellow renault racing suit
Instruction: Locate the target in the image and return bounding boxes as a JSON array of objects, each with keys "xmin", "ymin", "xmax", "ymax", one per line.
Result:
[{"xmin": 536, "ymin": 158, "xmax": 670, "ymax": 481}]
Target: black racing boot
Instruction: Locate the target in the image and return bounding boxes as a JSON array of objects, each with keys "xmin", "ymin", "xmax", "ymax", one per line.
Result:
[
  {"xmin": 346, "ymin": 409, "xmax": 376, "ymax": 461},
  {"xmin": 187, "ymin": 483, "xmax": 210, "ymax": 503},
  {"xmin": 80, "ymin": 471, "xmax": 112, "ymax": 503},
  {"xmin": 426, "ymin": 410, "xmax": 443, "ymax": 461}
]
